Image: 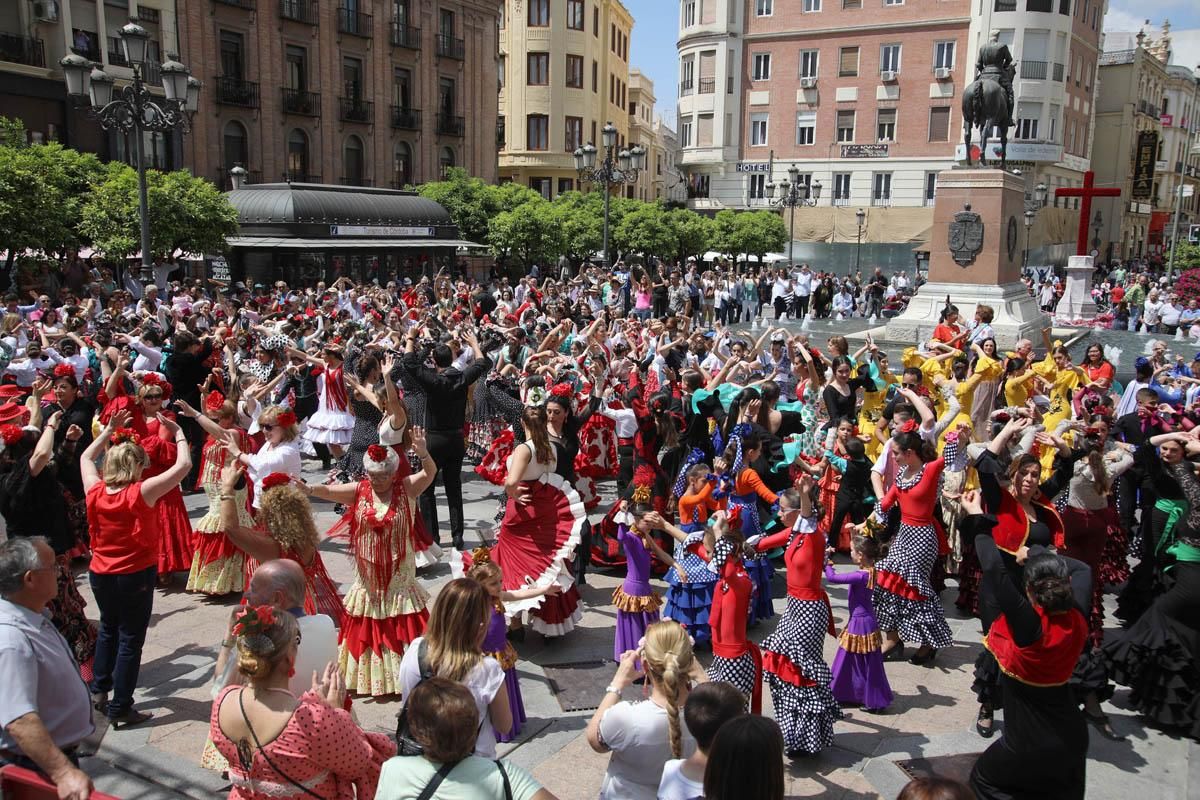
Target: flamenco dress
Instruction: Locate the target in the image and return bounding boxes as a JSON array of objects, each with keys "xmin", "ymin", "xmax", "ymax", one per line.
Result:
[
  {"xmin": 377, "ymin": 418, "xmax": 441, "ymax": 568},
  {"xmin": 330, "ymin": 397, "xmax": 381, "ymax": 483},
  {"xmin": 483, "ymin": 604, "xmax": 526, "ymax": 742},
  {"xmin": 824, "ymin": 565, "xmax": 893, "ymax": 710},
  {"xmin": 492, "ymin": 442, "xmax": 586, "ymax": 636},
  {"xmin": 186, "ymin": 430, "xmax": 253, "ymax": 595},
  {"xmin": 726, "ymin": 468, "xmax": 779, "ymax": 625},
  {"xmin": 662, "ymin": 489, "xmax": 719, "ymax": 645},
  {"xmin": 705, "ymin": 538, "xmax": 763, "ymax": 711},
  {"xmin": 328, "ymin": 480, "xmax": 428, "ymax": 696},
  {"xmin": 753, "ymin": 516, "xmax": 841, "ymax": 755},
  {"xmin": 613, "ymin": 524, "xmax": 662, "ymax": 659},
  {"xmin": 303, "ymin": 364, "xmax": 355, "ymax": 447}
]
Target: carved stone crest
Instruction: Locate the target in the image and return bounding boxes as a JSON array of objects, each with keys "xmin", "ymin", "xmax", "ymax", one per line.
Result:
[{"xmin": 948, "ymin": 203, "xmax": 984, "ymax": 267}]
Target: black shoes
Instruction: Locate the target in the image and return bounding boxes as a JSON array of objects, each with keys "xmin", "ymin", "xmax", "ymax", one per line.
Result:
[
  {"xmin": 881, "ymin": 644, "xmax": 907, "ymax": 662},
  {"xmin": 976, "ymin": 705, "xmax": 995, "ymax": 738},
  {"xmin": 908, "ymin": 647, "xmax": 938, "ymax": 667},
  {"xmin": 109, "ymin": 708, "xmax": 152, "ymax": 729}
]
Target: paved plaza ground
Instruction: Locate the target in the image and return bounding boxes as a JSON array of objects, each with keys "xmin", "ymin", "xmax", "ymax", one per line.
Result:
[{"xmin": 42, "ymin": 458, "xmax": 1196, "ymax": 800}]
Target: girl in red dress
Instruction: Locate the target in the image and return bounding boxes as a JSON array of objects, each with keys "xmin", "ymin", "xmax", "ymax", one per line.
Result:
[{"xmin": 704, "ymin": 509, "xmax": 762, "ymax": 712}]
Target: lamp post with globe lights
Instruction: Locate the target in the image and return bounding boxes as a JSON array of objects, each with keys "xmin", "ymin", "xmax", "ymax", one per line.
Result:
[
  {"xmin": 766, "ymin": 164, "xmax": 820, "ymax": 266},
  {"xmin": 60, "ymin": 19, "xmax": 200, "ymax": 279},
  {"xmin": 573, "ymin": 122, "xmax": 645, "ymax": 268}
]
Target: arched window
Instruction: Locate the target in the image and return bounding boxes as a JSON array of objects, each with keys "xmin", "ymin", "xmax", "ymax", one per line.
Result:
[
  {"xmin": 394, "ymin": 142, "xmax": 413, "ymax": 187},
  {"xmin": 223, "ymin": 121, "xmax": 248, "ymax": 181},
  {"xmin": 287, "ymin": 129, "xmax": 309, "ymax": 181},
  {"xmin": 344, "ymin": 135, "xmax": 364, "ymax": 185},
  {"xmin": 439, "ymin": 146, "xmax": 455, "ymax": 178}
]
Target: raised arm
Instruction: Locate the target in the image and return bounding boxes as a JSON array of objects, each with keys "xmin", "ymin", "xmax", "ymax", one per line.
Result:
[
  {"xmin": 401, "ymin": 427, "xmax": 437, "ymax": 497},
  {"xmin": 140, "ymin": 414, "xmax": 191, "ymax": 506}
]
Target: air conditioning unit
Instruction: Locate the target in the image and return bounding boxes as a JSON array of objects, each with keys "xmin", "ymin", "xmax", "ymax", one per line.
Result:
[
  {"xmin": 881, "ymin": 70, "xmax": 898, "ymax": 82},
  {"xmin": 800, "ymin": 77, "xmax": 818, "ymax": 89},
  {"xmin": 934, "ymin": 67, "xmax": 952, "ymax": 80},
  {"xmin": 32, "ymin": 0, "xmax": 59, "ymax": 22}
]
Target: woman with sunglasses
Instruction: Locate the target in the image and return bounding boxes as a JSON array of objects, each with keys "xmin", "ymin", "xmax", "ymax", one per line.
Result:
[{"xmin": 224, "ymin": 405, "xmax": 303, "ymax": 512}]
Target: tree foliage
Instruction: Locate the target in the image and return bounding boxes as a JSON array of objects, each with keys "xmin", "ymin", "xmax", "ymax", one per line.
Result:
[{"xmin": 488, "ymin": 198, "xmax": 565, "ymax": 268}]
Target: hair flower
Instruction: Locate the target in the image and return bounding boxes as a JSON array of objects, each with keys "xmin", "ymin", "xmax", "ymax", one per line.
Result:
[
  {"xmin": 261, "ymin": 472, "xmax": 292, "ymax": 491},
  {"xmin": 275, "ymin": 410, "xmax": 297, "ymax": 428},
  {"xmin": 366, "ymin": 444, "xmax": 388, "ymax": 462},
  {"xmin": 53, "ymin": 364, "xmax": 75, "ymax": 378},
  {"xmin": 110, "ymin": 428, "xmax": 141, "ymax": 447}
]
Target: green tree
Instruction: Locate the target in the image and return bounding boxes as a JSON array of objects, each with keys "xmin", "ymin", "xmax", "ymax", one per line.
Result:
[
  {"xmin": 488, "ymin": 180, "xmax": 543, "ymax": 214},
  {"xmin": 710, "ymin": 209, "xmax": 739, "ymax": 256},
  {"xmin": 78, "ymin": 163, "xmax": 238, "ymax": 260},
  {"xmin": 488, "ymin": 198, "xmax": 565, "ymax": 267},
  {"xmin": 731, "ymin": 210, "xmax": 788, "ymax": 262},
  {"xmin": 612, "ymin": 202, "xmax": 676, "ymax": 259},
  {"xmin": 668, "ymin": 207, "xmax": 714, "ymax": 264},
  {"xmin": 0, "ymin": 116, "xmax": 29, "ymax": 149},
  {"xmin": 414, "ymin": 167, "xmax": 496, "ymax": 244},
  {"xmin": 551, "ymin": 191, "xmax": 603, "ymax": 264}
]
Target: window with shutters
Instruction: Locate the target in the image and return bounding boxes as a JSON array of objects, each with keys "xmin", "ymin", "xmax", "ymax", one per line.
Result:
[
  {"xmin": 928, "ymin": 106, "xmax": 950, "ymax": 142},
  {"xmin": 527, "ymin": 114, "xmax": 548, "ymax": 150},
  {"xmin": 796, "ymin": 111, "xmax": 815, "ymax": 145},
  {"xmin": 839, "ymin": 47, "xmax": 859, "ymax": 77},
  {"xmin": 565, "ymin": 116, "xmax": 583, "ymax": 152},
  {"xmin": 698, "ymin": 113, "xmax": 714, "ymax": 147},
  {"xmin": 800, "ymin": 50, "xmax": 819, "ymax": 78},
  {"xmin": 872, "ymin": 173, "xmax": 892, "ymax": 205},
  {"xmin": 877, "ymin": 108, "xmax": 896, "ymax": 141},
  {"xmin": 750, "ymin": 113, "xmax": 769, "ymax": 146},
  {"xmin": 935, "ymin": 41, "xmax": 955, "ymax": 70},
  {"xmin": 753, "ymin": 53, "xmax": 771, "ymax": 81},
  {"xmin": 699, "ymin": 51, "xmax": 716, "ymax": 94},
  {"xmin": 528, "ymin": 53, "xmax": 548, "ymax": 85},
  {"xmin": 567, "ymin": 0, "xmax": 584, "ymax": 30},
  {"xmin": 836, "ymin": 110, "xmax": 855, "ymax": 142},
  {"xmin": 833, "ymin": 172, "xmax": 851, "ymax": 204},
  {"xmin": 566, "ymin": 55, "xmax": 583, "ymax": 88}
]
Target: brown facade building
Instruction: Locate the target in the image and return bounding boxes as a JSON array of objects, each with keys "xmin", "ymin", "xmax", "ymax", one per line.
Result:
[{"xmin": 177, "ymin": 0, "xmax": 501, "ymax": 191}]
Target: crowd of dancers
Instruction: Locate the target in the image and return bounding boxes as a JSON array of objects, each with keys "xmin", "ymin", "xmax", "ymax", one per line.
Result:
[{"xmin": 1, "ymin": 262, "xmax": 1199, "ymax": 799}]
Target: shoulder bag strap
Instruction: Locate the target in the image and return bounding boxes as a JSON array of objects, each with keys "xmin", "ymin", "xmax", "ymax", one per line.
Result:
[
  {"xmin": 416, "ymin": 761, "xmax": 459, "ymax": 800},
  {"xmin": 237, "ymin": 689, "xmax": 328, "ymax": 800},
  {"xmin": 495, "ymin": 759, "xmax": 513, "ymax": 800}
]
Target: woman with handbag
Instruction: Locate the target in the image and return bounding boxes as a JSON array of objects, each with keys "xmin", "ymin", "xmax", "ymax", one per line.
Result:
[{"xmin": 378, "ymin": 678, "xmax": 556, "ymax": 800}]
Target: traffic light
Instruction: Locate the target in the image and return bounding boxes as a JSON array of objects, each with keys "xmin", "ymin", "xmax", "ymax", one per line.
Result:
[{"xmin": 1190, "ymin": 224, "xmax": 1200, "ymax": 245}]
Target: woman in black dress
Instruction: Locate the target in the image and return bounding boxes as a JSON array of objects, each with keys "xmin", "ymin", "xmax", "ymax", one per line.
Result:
[
  {"xmin": 821, "ymin": 357, "xmax": 875, "ymax": 433},
  {"xmin": 330, "ymin": 350, "xmax": 381, "ymax": 483},
  {"xmin": 960, "ymin": 491, "xmax": 1091, "ymax": 800},
  {"xmin": 46, "ymin": 368, "xmax": 97, "ymax": 557}
]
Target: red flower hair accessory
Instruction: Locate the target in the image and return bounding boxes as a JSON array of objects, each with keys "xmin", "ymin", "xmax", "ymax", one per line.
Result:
[
  {"xmin": 53, "ymin": 364, "xmax": 75, "ymax": 378},
  {"xmin": 232, "ymin": 604, "xmax": 277, "ymax": 637},
  {"xmin": 726, "ymin": 505, "xmax": 744, "ymax": 532},
  {"xmin": 0, "ymin": 424, "xmax": 23, "ymax": 447},
  {"xmin": 549, "ymin": 383, "xmax": 573, "ymax": 398},
  {"xmin": 204, "ymin": 391, "xmax": 226, "ymax": 413},
  {"xmin": 140, "ymin": 373, "xmax": 173, "ymax": 400},
  {"xmin": 109, "ymin": 428, "xmax": 141, "ymax": 447},
  {"xmin": 366, "ymin": 444, "xmax": 388, "ymax": 462},
  {"xmin": 897, "ymin": 419, "xmax": 918, "ymax": 434},
  {"xmin": 261, "ymin": 472, "xmax": 291, "ymax": 491},
  {"xmin": 275, "ymin": 410, "xmax": 297, "ymax": 428}
]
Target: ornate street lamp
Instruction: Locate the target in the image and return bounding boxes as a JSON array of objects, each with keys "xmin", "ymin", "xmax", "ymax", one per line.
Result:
[
  {"xmin": 61, "ymin": 20, "xmax": 200, "ymax": 279},
  {"xmin": 1023, "ymin": 208, "xmax": 1036, "ymax": 273},
  {"xmin": 574, "ymin": 121, "xmax": 645, "ymax": 268},
  {"xmin": 766, "ymin": 164, "xmax": 820, "ymax": 266},
  {"xmin": 854, "ymin": 208, "xmax": 866, "ymax": 274}
]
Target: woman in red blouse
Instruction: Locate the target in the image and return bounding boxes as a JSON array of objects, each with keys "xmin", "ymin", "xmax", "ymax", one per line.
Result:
[
  {"xmin": 1080, "ymin": 343, "xmax": 1115, "ymax": 395},
  {"xmin": 81, "ymin": 408, "xmax": 191, "ymax": 727}
]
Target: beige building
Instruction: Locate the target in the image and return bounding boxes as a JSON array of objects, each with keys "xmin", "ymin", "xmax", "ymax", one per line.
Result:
[
  {"xmin": 498, "ymin": 0, "xmax": 634, "ymax": 198},
  {"xmin": 653, "ymin": 116, "xmax": 685, "ymax": 204},
  {"xmin": 627, "ymin": 69, "xmax": 655, "ymax": 201}
]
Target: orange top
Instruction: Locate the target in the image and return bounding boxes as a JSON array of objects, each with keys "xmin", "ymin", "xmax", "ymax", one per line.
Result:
[
  {"xmin": 678, "ymin": 481, "xmax": 719, "ymax": 525},
  {"xmin": 733, "ymin": 468, "xmax": 778, "ymax": 505}
]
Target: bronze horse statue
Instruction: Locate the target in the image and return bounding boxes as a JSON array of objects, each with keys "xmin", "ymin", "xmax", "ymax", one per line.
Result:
[{"xmin": 962, "ymin": 71, "xmax": 1012, "ymax": 170}]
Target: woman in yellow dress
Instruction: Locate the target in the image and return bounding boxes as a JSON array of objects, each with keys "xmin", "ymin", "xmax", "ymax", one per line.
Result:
[{"xmin": 1031, "ymin": 344, "xmax": 1087, "ymax": 472}]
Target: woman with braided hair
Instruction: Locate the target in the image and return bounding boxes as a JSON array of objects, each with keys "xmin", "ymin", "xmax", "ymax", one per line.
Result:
[{"xmin": 209, "ymin": 606, "xmax": 395, "ymax": 800}]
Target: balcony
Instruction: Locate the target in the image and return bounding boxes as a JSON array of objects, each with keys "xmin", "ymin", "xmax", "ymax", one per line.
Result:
[
  {"xmin": 698, "ymin": 77, "xmax": 716, "ymax": 94},
  {"xmin": 279, "ymin": 0, "xmax": 318, "ymax": 24},
  {"xmin": 0, "ymin": 34, "xmax": 45, "ymax": 68},
  {"xmin": 215, "ymin": 76, "xmax": 260, "ymax": 108},
  {"xmin": 1052, "ymin": 62, "xmax": 1065, "ymax": 81},
  {"xmin": 282, "ymin": 87, "xmax": 321, "ymax": 116},
  {"xmin": 338, "ymin": 6, "xmax": 373, "ymax": 37},
  {"xmin": 871, "ymin": 195, "xmax": 893, "ymax": 207},
  {"xmin": 283, "ymin": 171, "xmax": 322, "ymax": 183},
  {"xmin": 340, "ymin": 176, "xmax": 373, "ymax": 187},
  {"xmin": 436, "ymin": 34, "xmax": 465, "ymax": 60},
  {"xmin": 833, "ymin": 196, "xmax": 852, "ymax": 207},
  {"xmin": 390, "ymin": 23, "xmax": 420, "ymax": 49},
  {"xmin": 390, "ymin": 106, "xmax": 421, "ymax": 129},
  {"xmin": 1020, "ymin": 60, "xmax": 1047, "ymax": 80},
  {"xmin": 436, "ymin": 113, "xmax": 465, "ymax": 136},
  {"xmin": 214, "ymin": 0, "xmax": 256, "ymax": 8},
  {"xmin": 680, "ymin": 79, "xmax": 694, "ymax": 96},
  {"xmin": 339, "ymin": 96, "xmax": 373, "ymax": 123},
  {"xmin": 496, "ymin": 120, "xmax": 505, "ymax": 147}
]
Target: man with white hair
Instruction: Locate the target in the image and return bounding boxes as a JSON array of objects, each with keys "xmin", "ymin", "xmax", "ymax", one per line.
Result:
[{"xmin": 0, "ymin": 537, "xmax": 94, "ymax": 799}]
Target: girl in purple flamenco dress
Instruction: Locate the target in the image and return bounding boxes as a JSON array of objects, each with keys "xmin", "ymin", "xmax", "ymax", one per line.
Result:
[
  {"xmin": 612, "ymin": 497, "xmax": 687, "ymax": 660},
  {"xmin": 824, "ymin": 534, "xmax": 894, "ymax": 712}
]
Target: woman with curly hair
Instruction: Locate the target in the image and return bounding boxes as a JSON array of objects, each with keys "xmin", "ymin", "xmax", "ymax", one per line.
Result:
[
  {"xmin": 218, "ymin": 465, "xmax": 345, "ymax": 625},
  {"xmin": 302, "ymin": 433, "xmax": 436, "ymax": 697},
  {"xmin": 224, "ymin": 404, "xmax": 302, "ymax": 511}
]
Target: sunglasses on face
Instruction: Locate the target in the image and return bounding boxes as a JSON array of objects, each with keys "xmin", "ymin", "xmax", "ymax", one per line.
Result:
[
  {"xmin": 260, "ymin": 424, "xmax": 276, "ymax": 432},
  {"xmin": 144, "ymin": 393, "xmax": 163, "ymax": 400}
]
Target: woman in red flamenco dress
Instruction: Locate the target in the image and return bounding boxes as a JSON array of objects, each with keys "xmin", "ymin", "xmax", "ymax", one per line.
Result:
[
  {"xmin": 97, "ymin": 363, "xmax": 193, "ymax": 580},
  {"xmin": 217, "ymin": 466, "xmax": 346, "ymax": 625},
  {"xmin": 311, "ymin": 436, "xmax": 438, "ymax": 696},
  {"xmin": 492, "ymin": 407, "xmax": 586, "ymax": 637}
]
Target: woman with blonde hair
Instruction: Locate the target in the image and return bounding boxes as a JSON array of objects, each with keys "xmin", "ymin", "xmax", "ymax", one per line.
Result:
[
  {"xmin": 208, "ymin": 606, "xmax": 394, "ymax": 800},
  {"xmin": 218, "ymin": 464, "xmax": 345, "ymax": 625},
  {"xmin": 81, "ymin": 407, "xmax": 191, "ymax": 727},
  {"xmin": 586, "ymin": 620, "xmax": 707, "ymax": 800},
  {"xmin": 224, "ymin": 404, "xmax": 302, "ymax": 511},
  {"xmin": 397, "ymin": 578, "xmax": 513, "ymax": 758}
]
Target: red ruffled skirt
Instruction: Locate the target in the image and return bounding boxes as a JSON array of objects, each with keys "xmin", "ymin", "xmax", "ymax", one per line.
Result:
[
  {"xmin": 156, "ymin": 488, "xmax": 195, "ymax": 575},
  {"xmin": 576, "ymin": 414, "xmax": 618, "ymax": 479},
  {"xmin": 475, "ymin": 430, "xmax": 516, "ymax": 486}
]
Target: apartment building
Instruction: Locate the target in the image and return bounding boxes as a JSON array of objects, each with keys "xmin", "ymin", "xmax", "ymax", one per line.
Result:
[
  {"xmin": 497, "ymin": 0, "xmax": 634, "ymax": 199},
  {"xmin": 1156, "ymin": 62, "xmax": 1200, "ymax": 255},
  {"xmin": 627, "ymin": 68, "xmax": 655, "ymax": 201},
  {"xmin": 653, "ymin": 115, "xmax": 686, "ymax": 203},
  {"xmin": 177, "ymin": 0, "xmax": 501, "ymax": 190}
]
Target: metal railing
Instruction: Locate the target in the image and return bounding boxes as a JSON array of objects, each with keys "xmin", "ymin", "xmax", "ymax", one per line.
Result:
[
  {"xmin": 436, "ymin": 113, "xmax": 465, "ymax": 136},
  {"xmin": 337, "ymin": 6, "xmax": 373, "ymax": 37},
  {"xmin": 1020, "ymin": 60, "xmax": 1047, "ymax": 80},
  {"xmin": 0, "ymin": 34, "xmax": 45, "ymax": 67},
  {"xmin": 436, "ymin": 34, "xmax": 464, "ymax": 59},
  {"xmin": 283, "ymin": 171, "xmax": 321, "ymax": 183},
  {"xmin": 679, "ymin": 79, "xmax": 694, "ymax": 95},
  {"xmin": 282, "ymin": 87, "xmax": 321, "ymax": 116},
  {"xmin": 390, "ymin": 106, "xmax": 421, "ymax": 129},
  {"xmin": 108, "ymin": 37, "xmax": 162, "ymax": 69},
  {"xmin": 871, "ymin": 195, "xmax": 893, "ymax": 207},
  {"xmin": 1099, "ymin": 49, "xmax": 1136, "ymax": 66},
  {"xmin": 215, "ymin": 0, "xmax": 256, "ymax": 8},
  {"xmin": 698, "ymin": 77, "xmax": 716, "ymax": 94},
  {"xmin": 215, "ymin": 76, "xmax": 260, "ymax": 107},
  {"xmin": 390, "ymin": 23, "xmax": 420, "ymax": 49},
  {"xmin": 1052, "ymin": 62, "xmax": 1065, "ymax": 81},
  {"xmin": 832, "ymin": 196, "xmax": 851, "ymax": 206},
  {"xmin": 279, "ymin": 0, "xmax": 318, "ymax": 24},
  {"xmin": 339, "ymin": 175, "xmax": 372, "ymax": 186},
  {"xmin": 339, "ymin": 96, "xmax": 373, "ymax": 122}
]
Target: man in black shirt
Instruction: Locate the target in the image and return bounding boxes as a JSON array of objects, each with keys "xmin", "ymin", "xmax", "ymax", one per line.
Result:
[
  {"xmin": 401, "ymin": 326, "xmax": 492, "ymax": 549},
  {"xmin": 166, "ymin": 331, "xmax": 214, "ymax": 486}
]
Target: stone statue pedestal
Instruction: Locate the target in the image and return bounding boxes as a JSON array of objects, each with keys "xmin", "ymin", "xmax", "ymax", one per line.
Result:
[
  {"xmin": 1054, "ymin": 255, "xmax": 1098, "ymax": 322},
  {"xmin": 885, "ymin": 168, "xmax": 1049, "ymax": 349}
]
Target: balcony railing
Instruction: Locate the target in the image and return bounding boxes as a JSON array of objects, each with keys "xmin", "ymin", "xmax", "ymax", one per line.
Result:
[
  {"xmin": 339, "ymin": 176, "xmax": 373, "ymax": 187},
  {"xmin": 1052, "ymin": 62, "xmax": 1065, "ymax": 81},
  {"xmin": 993, "ymin": 0, "xmax": 1016, "ymax": 10},
  {"xmin": 215, "ymin": 76, "xmax": 260, "ymax": 107},
  {"xmin": 832, "ymin": 196, "xmax": 851, "ymax": 207},
  {"xmin": 390, "ymin": 23, "xmax": 420, "ymax": 49},
  {"xmin": 338, "ymin": 7, "xmax": 373, "ymax": 37},
  {"xmin": 496, "ymin": 121, "xmax": 505, "ymax": 147},
  {"xmin": 872, "ymin": 195, "xmax": 893, "ymax": 207},
  {"xmin": 283, "ymin": 171, "xmax": 322, "ymax": 183},
  {"xmin": 436, "ymin": 34, "xmax": 465, "ymax": 59},
  {"xmin": 680, "ymin": 79, "xmax": 694, "ymax": 96},
  {"xmin": 214, "ymin": 0, "xmax": 256, "ymax": 8},
  {"xmin": 339, "ymin": 96, "xmax": 373, "ymax": 122},
  {"xmin": 1020, "ymin": 60, "xmax": 1047, "ymax": 80},
  {"xmin": 698, "ymin": 77, "xmax": 716, "ymax": 94},
  {"xmin": 390, "ymin": 106, "xmax": 421, "ymax": 129},
  {"xmin": 0, "ymin": 34, "xmax": 45, "ymax": 68},
  {"xmin": 215, "ymin": 168, "xmax": 262, "ymax": 188},
  {"xmin": 279, "ymin": 0, "xmax": 318, "ymax": 24},
  {"xmin": 282, "ymin": 87, "xmax": 321, "ymax": 116},
  {"xmin": 436, "ymin": 113, "xmax": 465, "ymax": 136}
]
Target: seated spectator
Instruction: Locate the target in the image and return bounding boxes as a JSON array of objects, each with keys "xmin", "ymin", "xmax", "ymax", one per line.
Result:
[
  {"xmin": 209, "ymin": 606, "xmax": 394, "ymax": 799},
  {"xmin": 376, "ymin": 678, "xmax": 557, "ymax": 800},
  {"xmin": 658, "ymin": 681, "xmax": 746, "ymax": 800},
  {"xmin": 0, "ymin": 537, "xmax": 94, "ymax": 800},
  {"xmin": 703, "ymin": 715, "xmax": 784, "ymax": 800}
]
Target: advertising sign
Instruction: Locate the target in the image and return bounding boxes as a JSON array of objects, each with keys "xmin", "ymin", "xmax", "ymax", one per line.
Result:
[{"xmin": 1131, "ymin": 131, "xmax": 1158, "ymax": 200}]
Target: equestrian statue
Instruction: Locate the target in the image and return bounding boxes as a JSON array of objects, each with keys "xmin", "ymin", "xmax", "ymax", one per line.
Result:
[{"xmin": 962, "ymin": 31, "xmax": 1015, "ymax": 170}]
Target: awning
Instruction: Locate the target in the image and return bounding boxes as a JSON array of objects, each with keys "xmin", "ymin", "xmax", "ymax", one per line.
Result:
[{"xmin": 225, "ymin": 236, "xmax": 484, "ymax": 250}]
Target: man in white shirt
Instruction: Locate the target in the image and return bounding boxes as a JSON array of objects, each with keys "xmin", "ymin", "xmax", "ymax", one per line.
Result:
[
  {"xmin": 792, "ymin": 263, "xmax": 814, "ymax": 318},
  {"xmin": 2, "ymin": 342, "xmax": 62, "ymax": 387}
]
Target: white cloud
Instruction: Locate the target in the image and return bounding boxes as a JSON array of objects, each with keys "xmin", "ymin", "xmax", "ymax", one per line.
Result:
[{"xmin": 1104, "ymin": 7, "xmax": 1148, "ymax": 33}]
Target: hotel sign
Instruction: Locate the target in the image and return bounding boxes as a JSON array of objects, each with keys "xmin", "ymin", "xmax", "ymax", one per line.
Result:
[
  {"xmin": 735, "ymin": 162, "xmax": 772, "ymax": 173},
  {"xmin": 841, "ymin": 144, "xmax": 889, "ymax": 158},
  {"xmin": 329, "ymin": 225, "xmax": 436, "ymax": 237}
]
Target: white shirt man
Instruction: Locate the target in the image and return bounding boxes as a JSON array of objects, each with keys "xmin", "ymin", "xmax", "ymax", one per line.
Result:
[{"xmin": 792, "ymin": 267, "xmax": 813, "ymax": 298}]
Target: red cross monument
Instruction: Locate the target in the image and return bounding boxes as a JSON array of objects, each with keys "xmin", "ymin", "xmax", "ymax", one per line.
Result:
[{"xmin": 1055, "ymin": 171, "xmax": 1121, "ymax": 256}]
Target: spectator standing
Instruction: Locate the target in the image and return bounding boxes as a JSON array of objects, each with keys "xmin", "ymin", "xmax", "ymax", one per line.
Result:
[
  {"xmin": 1126, "ymin": 277, "xmax": 1148, "ymax": 331},
  {"xmin": 793, "ymin": 264, "xmax": 814, "ymax": 318},
  {"xmin": 1142, "ymin": 289, "xmax": 1165, "ymax": 334}
]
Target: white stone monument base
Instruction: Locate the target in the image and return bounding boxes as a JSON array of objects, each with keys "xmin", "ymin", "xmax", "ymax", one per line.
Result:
[
  {"xmin": 885, "ymin": 281, "xmax": 1050, "ymax": 350},
  {"xmin": 1054, "ymin": 254, "xmax": 1098, "ymax": 322}
]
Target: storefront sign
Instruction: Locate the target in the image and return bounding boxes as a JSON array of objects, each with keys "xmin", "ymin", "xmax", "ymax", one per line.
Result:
[
  {"xmin": 207, "ymin": 255, "xmax": 231, "ymax": 283},
  {"xmin": 328, "ymin": 225, "xmax": 436, "ymax": 237},
  {"xmin": 840, "ymin": 144, "xmax": 889, "ymax": 158},
  {"xmin": 735, "ymin": 162, "xmax": 771, "ymax": 173},
  {"xmin": 953, "ymin": 141, "xmax": 1062, "ymax": 163},
  {"xmin": 1160, "ymin": 114, "xmax": 1173, "ymax": 127},
  {"xmin": 1132, "ymin": 131, "xmax": 1158, "ymax": 199}
]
